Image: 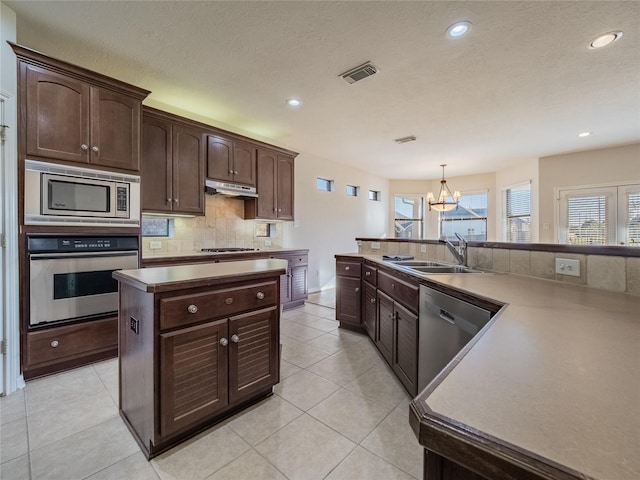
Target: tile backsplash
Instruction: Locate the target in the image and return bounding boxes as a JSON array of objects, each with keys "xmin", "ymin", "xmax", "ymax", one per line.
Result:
[
  {"xmin": 141, "ymin": 195, "xmax": 283, "ymax": 255},
  {"xmin": 358, "ymin": 240, "xmax": 640, "ymax": 296}
]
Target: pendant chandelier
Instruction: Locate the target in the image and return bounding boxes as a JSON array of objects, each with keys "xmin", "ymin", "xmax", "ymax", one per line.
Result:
[{"xmin": 426, "ymin": 164, "xmax": 461, "ymax": 212}]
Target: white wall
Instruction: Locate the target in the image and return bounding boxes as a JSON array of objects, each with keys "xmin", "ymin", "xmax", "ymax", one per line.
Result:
[{"xmin": 287, "ymin": 152, "xmax": 388, "ymax": 292}]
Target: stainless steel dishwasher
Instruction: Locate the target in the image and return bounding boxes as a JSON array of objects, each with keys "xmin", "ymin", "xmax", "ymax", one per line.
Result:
[{"xmin": 418, "ymin": 285, "xmax": 493, "ymax": 392}]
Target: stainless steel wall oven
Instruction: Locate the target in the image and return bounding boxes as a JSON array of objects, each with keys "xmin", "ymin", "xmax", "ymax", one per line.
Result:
[{"xmin": 28, "ymin": 236, "xmax": 139, "ymax": 326}]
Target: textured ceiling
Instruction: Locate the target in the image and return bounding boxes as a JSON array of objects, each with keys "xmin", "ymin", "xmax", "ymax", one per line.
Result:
[{"xmin": 6, "ymin": 1, "xmax": 640, "ymax": 179}]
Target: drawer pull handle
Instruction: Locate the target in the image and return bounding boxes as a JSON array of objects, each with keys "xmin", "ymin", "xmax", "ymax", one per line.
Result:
[
  {"xmin": 256, "ymin": 292, "xmax": 265, "ymax": 300},
  {"xmin": 220, "ymin": 337, "xmax": 229, "ymax": 347},
  {"xmin": 365, "ymin": 271, "xmax": 371, "ymax": 276},
  {"xmin": 370, "ymin": 298, "xmax": 376, "ymax": 304},
  {"xmin": 231, "ymin": 334, "xmax": 239, "ymax": 343},
  {"xmin": 355, "ymin": 287, "xmax": 360, "ymax": 293},
  {"xmin": 50, "ymin": 340, "xmax": 59, "ymax": 348},
  {"xmin": 225, "ymin": 297, "xmax": 233, "ymax": 305},
  {"xmin": 80, "ymin": 144, "xmax": 88, "ymax": 151},
  {"xmin": 345, "ymin": 266, "xmax": 350, "ymax": 271},
  {"xmin": 187, "ymin": 304, "xmax": 198, "ymax": 314}
]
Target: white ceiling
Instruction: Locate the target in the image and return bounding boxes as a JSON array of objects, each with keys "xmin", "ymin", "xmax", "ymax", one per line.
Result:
[{"xmin": 6, "ymin": 1, "xmax": 640, "ymax": 179}]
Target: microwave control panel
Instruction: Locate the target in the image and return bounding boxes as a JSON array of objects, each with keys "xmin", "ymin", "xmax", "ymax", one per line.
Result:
[{"xmin": 116, "ymin": 185, "xmax": 129, "ymax": 214}]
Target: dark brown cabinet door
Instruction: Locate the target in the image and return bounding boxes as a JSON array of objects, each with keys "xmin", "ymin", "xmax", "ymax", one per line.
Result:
[
  {"xmin": 160, "ymin": 319, "xmax": 229, "ymax": 437},
  {"xmin": 25, "ymin": 64, "xmax": 90, "ymax": 163},
  {"xmin": 141, "ymin": 115, "xmax": 172, "ymax": 212},
  {"xmin": 280, "ymin": 270, "xmax": 291, "ymax": 305},
  {"xmin": 276, "ymin": 155, "xmax": 294, "ymax": 220},
  {"xmin": 232, "ymin": 141, "xmax": 257, "ymax": 186},
  {"xmin": 255, "ymin": 150, "xmax": 277, "ymax": 219},
  {"xmin": 228, "ymin": 307, "xmax": 279, "ymax": 404},
  {"xmin": 362, "ymin": 282, "xmax": 377, "ymax": 340},
  {"xmin": 172, "ymin": 125, "xmax": 205, "ymax": 215},
  {"xmin": 392, "ymin": 302, "xmax": 418, "ymax": 395},
  {"xmin": 290, "ymin": 265, "xmax": 308, "ymax": 302},
  {"xmin": 206, "ymin": 135, "xmax": 233, "ymax": 183},
  {"xmin": 376, "ymin": 291, "xmax": 394, "ymax": 364},
  {"xmin": 90, "ymin": 86, "xmax": 141, "ymax": 171},
  {"xmin": 336, "ymin": 276, "xmax": 361, "ymax": 326}
]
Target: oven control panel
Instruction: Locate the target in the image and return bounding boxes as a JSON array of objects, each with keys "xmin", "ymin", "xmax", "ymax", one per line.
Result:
[{"xmin": 28, "ymin": 236, "xmax": 139, "ymax": 253}]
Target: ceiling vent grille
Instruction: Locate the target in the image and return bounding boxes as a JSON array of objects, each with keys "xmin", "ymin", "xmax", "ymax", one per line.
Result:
[
  {"xmin": 394, "ymin": 135, "xmax": 417, "ymax": 144},
  {"xmin": 340, "ymin": 61, "xmax": 378, "ymax": 84}
]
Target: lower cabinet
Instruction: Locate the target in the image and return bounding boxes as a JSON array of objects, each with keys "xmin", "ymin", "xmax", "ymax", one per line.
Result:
[
  {"xmin": 376, "ymin": 291, "xmax": 394, "ymax": 364},
  {"xmin": 362, "ymin": 281, "xmax": 377, "ymax": 340},
  {"xmin": 335, "ymin": 257, "xmax": 362, "ymax": 328},
  {"xmin": 392, "ymin": 301, "xmax": 418, "ymax": 395},
  {"xmin": 274, "ymin": 253, "xmax": 309, "ymax": 310}
]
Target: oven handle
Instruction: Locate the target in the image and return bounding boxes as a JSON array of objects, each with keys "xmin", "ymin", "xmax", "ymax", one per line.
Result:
[{"xmin": 29, "ymin": 250, "xmax": 139, "ymax": 260}]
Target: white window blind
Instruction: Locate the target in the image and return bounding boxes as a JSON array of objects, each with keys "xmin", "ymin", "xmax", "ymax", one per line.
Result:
[
  {"xmin": 622, "ymin": 187, "xmax": 640, "ymax": 246},
  {"xmin": 567, "ymin": 195, "xmax": 609, "ymax": 244},
  {"xmin": 505, "ymin": 183, "xmax": 531, "ymax": 242}
]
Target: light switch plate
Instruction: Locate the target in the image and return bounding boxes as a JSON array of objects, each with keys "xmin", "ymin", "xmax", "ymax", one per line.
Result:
[
  {"xmin": 371, "ymin": 242, "xmax": 381, "ymax": 249},
  {"xmin": 420, "ymin": 244, "xmax": 427, "ymax": 253},
  {"xmin": 149, "ymin": 241, "xmax": 162, "ymax": 250},
  {"xmin": 555, "ymin": 258, "xmax": 580, "ymax": 277}
]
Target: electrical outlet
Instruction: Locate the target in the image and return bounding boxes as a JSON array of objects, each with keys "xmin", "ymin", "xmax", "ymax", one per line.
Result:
[
  {"xmin": 555, "ymin": 258, "xmax": 580, "ymax": 277},
  {"xmin": 420, "ymin": 244, "xmax": 427, "ymax": 253},
  {"xmin": 264, "ymin": 239, "xmax": 272, "ymax": 246},
  {"xmin": 371, "ymin": 242, "xmax": 381, "ymax": 249},
  {"xmin": 149, "ymin": 241, "xmax": 162, "ymax": 250}
]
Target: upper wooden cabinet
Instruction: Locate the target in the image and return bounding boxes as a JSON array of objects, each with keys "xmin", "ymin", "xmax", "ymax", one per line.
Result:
[
  {"xmin": 245, "ymin": 149, "xmax": 295, "ymax": 221},
  {"xmin": 206, "ymin": 135, "xmax": 256, "ymax": 186},
  {"xmin": 12, "ymin": 43, "xmax": 149, "ymax": 172},
  {"xmin": 141, "ymin": 109, "xmax": 205, "ymax": 215}
]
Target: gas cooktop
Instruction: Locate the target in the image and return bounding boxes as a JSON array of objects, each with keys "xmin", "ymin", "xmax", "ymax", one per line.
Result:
[{"xmin": 200, "ymin": 247, "xmax": 257, "ymax": 253}]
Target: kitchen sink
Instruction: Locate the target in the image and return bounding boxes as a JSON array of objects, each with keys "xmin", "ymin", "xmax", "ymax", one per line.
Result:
[
  {"xmin": 391, "ymin": 260, "xmax": 450, "ymax": 267},
  {"xmin": 407, "ymin": 265, "xmax": 482, "ymax": 274}
]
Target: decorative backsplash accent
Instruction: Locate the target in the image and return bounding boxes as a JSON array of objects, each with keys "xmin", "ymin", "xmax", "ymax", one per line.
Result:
[
  {"xmin": 141, "ymin": 195, "xmax": 282, "ymax": 254},
  {"xmin": 358, "ymin": 240, "xmax": 640, "ymax": 296}
]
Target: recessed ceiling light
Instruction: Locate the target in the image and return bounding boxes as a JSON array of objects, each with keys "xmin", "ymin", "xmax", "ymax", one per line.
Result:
[
  {"xmin": 578, "ymin": 132, "xmax": 591, "ymax": 137},
  {"xmin": 446, "ymin": 21, "xmax": 472, "ymax": 39},
  {"xmin": 286, "ymin": 98, "xmax": 301, "ymax": 107},
  {"xmin": 589, "ymin": 31, "xmax": 623, "ymax": 49}
]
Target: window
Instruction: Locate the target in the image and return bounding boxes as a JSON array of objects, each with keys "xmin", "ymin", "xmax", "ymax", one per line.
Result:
[
  {"xmin": 558, "ymin": 183, "xmax": 640, "ymax": 246},
  {"xmin": 440, "ymin": 192, "xmax": 487, "ymax": 241},
  {"xmin": 141, "ymin": 217, "xmax": 174, "ymax": 237},
  {"xmin": 346, "ymin": 185, "xmax": 359, "ymax": 197},
  {"xmin": 504, "ymin": 183, "xmax": 531, "ymax": 242},
  {"xmin": 369, "ymin": 190, "xmax": 381, "ymax": 201},
  {"xmin": 316, "ymin": 177, "xmax": 333, "ymax": 192},
  {"xmin": 394, "ymin": 195, "xmax": 424, "ymax": 239}
]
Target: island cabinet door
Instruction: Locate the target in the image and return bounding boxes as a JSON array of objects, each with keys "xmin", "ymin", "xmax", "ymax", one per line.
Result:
[
  {"xmin": 392, "ymin": 302, "xmax": 418, "ymax": 396},
  {"xmin": 336, "ymin": 276, "xmax": 361, "ymax": 325},
  {"xmin": 376, "ymin": 291, "xmax": 394, "ymax": 364},
  {"xmin": 362, "ymin": 282, "xmax": 377, "ymax": 340},
  {"xmin": 159, "ymin": 319, "xmax": 229, "ymax": 438},
  {"xmin": 228, "ymin": 306, "xmax": 279, "ymax": 404}
]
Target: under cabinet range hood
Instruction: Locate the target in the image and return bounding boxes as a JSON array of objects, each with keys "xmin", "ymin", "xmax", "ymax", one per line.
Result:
[{"xmin": 205, "ymin": 179, "xmax": 258, "ymax": 198}]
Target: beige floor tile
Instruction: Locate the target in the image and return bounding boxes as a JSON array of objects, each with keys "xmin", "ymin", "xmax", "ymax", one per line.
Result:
[
  {"xmin": 279, "ymin": 360, "xmax": 302, "ymax": 380},
  {"xmin": 304, "ymin": 332, "xmax": 360, "ymax": 355},
  {"xmin": 279, "ymin": 333, "xmax": 301, "ymax": 347},
  {"xmin": 306, "ymin": 349, "xmax": 376, "ymax": 387},
  {"xmin": 227, "ymin": 396, "xmax": 303, "ymax": 446},
  {"xmin": 0, "ymin": 388, "xmax": 26, "ymax": 425},
  {"xmin": 0, "ymin": 454, "xmax": 30, "ymax": 480},
  {"xmin": 344, "ymin": 365, "xmax": 408, "ymax": 410},
  {"xmin": 326, "ymin": 328, "xmax": 367, "ymax": 344},
  {"xmin": 308, "ymin": 389, "xmax": 390, "ymax": 443},
  {"xmin": 152, "ymin": 424, "xmax": 250, "ymax": 480},
  {"xmin": 30, "ymin": 416, "xmax": 138, "ymax": 480},
  {"xmin": 86, "ymin": 451, "xmax": 160, "ymax": 480},
  {"xmin": 0, "ymin": 418, "xmax": 28, "ymax": 463},
  {"xmin": 281, "ymin": 342, "xmax": 332, "ymax": 368},
  {"xmin": 255, "ymin": 414, "xmax": 355, "ymax": 480},
  {"xmin": 28, "ymin": 390, "xmax": 118, "ymax": 450},
  {"xmin": 361, "ymin": 411, "xmax": 423, "ymax": 479},
  {"xmin": 306, "ymin": 289, "xmax": 336, "ymax": 310},
  {"xmin": 205, "ymin": 449, "xmax": 286, "ymax": 480},
  {"xmin": 394, "ymin": 394, "xmax": 413, "ymax": 416},
  {"xmin": 26, "ymin": 365, "xmax": 106, "ymax": 416},
  {"xmin": 92, "ymin": 357, "xmax": 118, "ymax": 377},
  {"xmin": 326, "ymin": 446, "xmax": 417, "ymax": 480},
  {"xmin": 280, "ymin": 323, "xmax": 325, "ymax": 342},
  {"xmin": 291, "ymin": 315, "xmax": 339, "ymax": 333},
  {"xmin": 301, "ymin": 303, "xmax": 336, "ymax": 319},
  {"xmin": 273, "ymin": 371, "xmax": 340, "ymax": 411}
]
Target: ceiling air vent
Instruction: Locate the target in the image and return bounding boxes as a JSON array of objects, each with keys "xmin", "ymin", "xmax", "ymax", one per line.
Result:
[
  {"xmin": 394, "ymin": 136, "xmax": 417, "ymax": 144},
  {"xmin": 340, "ymin": 61, "xmax": 378, "ymax": 84}
]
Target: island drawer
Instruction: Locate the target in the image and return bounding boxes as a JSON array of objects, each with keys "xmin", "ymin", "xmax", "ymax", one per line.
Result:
[
  {"xmin": 377, "ymin": 271, "xmax": 419, "ymax": 313},
  {"xmin": 363, "ymin": 263, "xmax": 377, "ymax": 286},
  {"xmin": 336, "ymin": 260, "xmax": 361, "ymax": 278},
  {"xmin": 160, "ymin": 280, "xmax": 278, "ymax": 330}
]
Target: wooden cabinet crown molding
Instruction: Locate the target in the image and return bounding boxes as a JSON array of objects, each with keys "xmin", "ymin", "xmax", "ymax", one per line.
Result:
[{"xmin": 9, "ymin": 42, "xmax": 150, "ymax": 100}]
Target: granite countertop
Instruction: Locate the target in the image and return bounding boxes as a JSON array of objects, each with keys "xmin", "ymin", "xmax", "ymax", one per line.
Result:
[
  {"xmin": 113, "ymin": 258, "xmax": 288, "ymax": 293},
  {"xmin": 345, "ymin": 254, "xmax": 640, "ymax": 480}
]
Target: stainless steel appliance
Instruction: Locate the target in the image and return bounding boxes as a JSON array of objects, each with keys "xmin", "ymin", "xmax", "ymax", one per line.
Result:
[
  {"xmin": 418, "ymin": 285, "xmax": 493, "ymax": 391},
  {"xmin": 204, "ymin": 179, "xmax": 258, "ymax": 198},
  {"xmin": 28, "ymin": 236, "xmax": 139, "ymax": 326},
  {"xmin": 24, "ymin": 160, "xmax": 141, "ymax": 227}
]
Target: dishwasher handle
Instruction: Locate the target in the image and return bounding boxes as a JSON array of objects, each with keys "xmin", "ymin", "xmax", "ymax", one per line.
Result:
[{"xmin": 439, "ymin": 309, "xmax": 456, "ymax": 325}]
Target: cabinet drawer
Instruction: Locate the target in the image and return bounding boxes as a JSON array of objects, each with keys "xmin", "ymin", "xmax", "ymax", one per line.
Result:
[
  {"xmin": 27, "ymin": 317, "xmax": 117, "ymax": 367},
  {"xmin": 336, "ymin": 260, "xmax": 361, "ymax": 278},
  {"xmin": 377, "ymin": 271, "xmax": 419, "ymax": 313},
  {"xmin": 160, "ymin": 281, "xmax": 277, "ymax": 330},
  {"xmin": 363, "ymin": 263, "xmax": 377, "ymax": 286},
  {"xmin": 270, "ymin": 254, "xmax": 308, "ymax": 267}
]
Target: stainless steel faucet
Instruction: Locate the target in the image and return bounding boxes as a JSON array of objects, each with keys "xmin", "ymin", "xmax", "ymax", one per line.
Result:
[{"xmin": 444, "ymin": 232, "xmax": 468, "ymax": 266}]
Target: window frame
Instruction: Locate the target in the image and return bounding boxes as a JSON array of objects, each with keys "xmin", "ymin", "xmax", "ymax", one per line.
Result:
[
  {"xmin": 439, "ymin": 190, "xmax": 488, "ymax": 241},
  {"xmin": 502, "ymin": 181, "xmax": 532, "ymax": 243},
  {"xmin": 393, "ymin": 194, "xmax": 425, "ymax": 239},
  {"xmin": 368, "ymin": 190, "xmax": 381, "ymax": 201},
  {"xmin": 316, "ymin": 177, "xmax": 333, "ymax": 192},
  {"xmin": 346, "ymin": 184, "xmax": 359, "ymax": 197}
]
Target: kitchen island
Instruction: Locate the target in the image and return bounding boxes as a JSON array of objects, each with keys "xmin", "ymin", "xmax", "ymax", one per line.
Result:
[
  {"xmin": 336, "ymin": 254, "xmax": 640, "ymax": 480},
  {"xmin": 113, "ymin": 259, "xmax": 287, "ymax": 459}
]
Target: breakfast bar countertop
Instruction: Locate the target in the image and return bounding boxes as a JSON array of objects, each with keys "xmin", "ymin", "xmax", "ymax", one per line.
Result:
[{"xmin": 341, "ymin": 254, "xmax": 640, "ymax": 480}]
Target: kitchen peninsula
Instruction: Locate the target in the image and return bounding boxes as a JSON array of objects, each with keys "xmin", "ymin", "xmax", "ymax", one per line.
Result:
[{"xmin": 113, "ymin": 259, "xmax": 287, "ymax": 459}]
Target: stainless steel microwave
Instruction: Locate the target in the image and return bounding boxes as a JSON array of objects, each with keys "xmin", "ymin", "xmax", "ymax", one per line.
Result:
[{"xmin": 24, "ymin": 160, "xmax": 141, "ymax": 227}]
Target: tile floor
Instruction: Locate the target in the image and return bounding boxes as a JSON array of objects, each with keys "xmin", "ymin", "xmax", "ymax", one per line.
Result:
[{"xmin": 0, "ymin": 302, "xmax": 423, "ymax": 480}]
